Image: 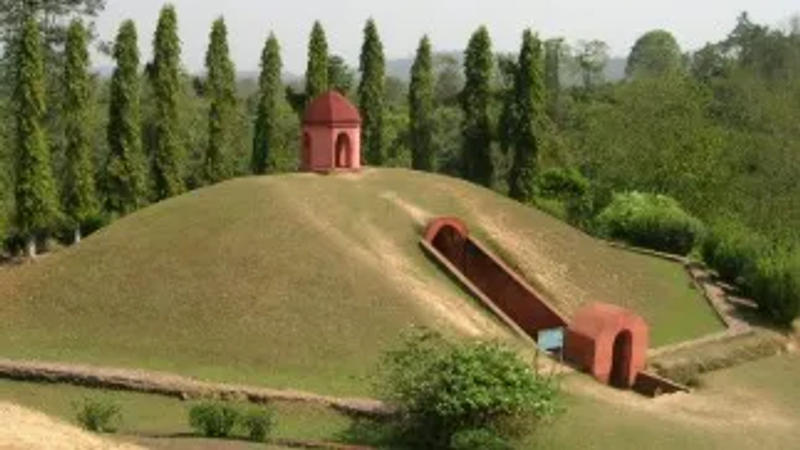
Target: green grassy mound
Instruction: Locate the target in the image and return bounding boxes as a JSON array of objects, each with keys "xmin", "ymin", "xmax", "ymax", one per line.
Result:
[{"xmin": 0, "ymin": 169, "xmax": 723, "ymax": 395}]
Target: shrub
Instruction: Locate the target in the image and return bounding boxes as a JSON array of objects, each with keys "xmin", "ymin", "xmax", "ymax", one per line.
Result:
[
  {"xmin": 240, "ymin": 405, "xmax": 275, "ymax": 442},
  {"xmin": 701, "ymin": 219, "xmax": 767, "ymax": 287},
  {"xmin": 595, "ymin": 192, "xmax": 704, "ymax": 255},
  {"xmin": 449, "ymin": 428, "xmax": 513, "ymax": 450},
  {"xmin": 74, "ymin": 397, "xmax": 121, "ymax": 433},
  {"xmin": 376, "ymin": 328, "xmax": 561, "ymax": 449},
  {"xmin": 188, "ymin": 401, "xmax": 241, "ymax": 438},
  {"xmin": 701, "ymin": 219, "xmax": 799, "ymax": 325},
  {"xmin": 536, "ymin": 167, "xmax": 589, "ymax": 200},
  {"xmin": 750, "ymin": 248, "xmax": 800, "ymax": 326}
]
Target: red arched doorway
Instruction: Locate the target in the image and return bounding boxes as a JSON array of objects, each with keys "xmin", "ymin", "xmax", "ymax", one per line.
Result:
[
  {"xmin": 424, "ymin": 217, "xmax": 469, "ymax": 267},
  {"xmin": 432, "ymin": 224, "xmax": 467, "ymax": 266},
  {"xmin": 565, "ymin": 302, "xmax": 649, "ymax": 389},
  {"xmin": 302, "ymin": 133, "xmax": 312, "ymax": 169},
  {"xmin": 335, "ymin": 132, "xmax": 351, "ymax": 168},
  {"xmin": 610, "ymin": 330, "xmax": 633, "ymax": 388}
]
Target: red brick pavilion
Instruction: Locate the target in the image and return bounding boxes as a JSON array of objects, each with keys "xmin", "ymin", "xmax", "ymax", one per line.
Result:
[{"xmin": 301, "ymin": 91, "xmax": 362, "ymax": 172}]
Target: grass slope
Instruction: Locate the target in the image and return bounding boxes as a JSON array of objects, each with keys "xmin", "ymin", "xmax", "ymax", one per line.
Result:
[{"xmin": 0, "ymin": 169, "xmax": 722, "ymax": 395}]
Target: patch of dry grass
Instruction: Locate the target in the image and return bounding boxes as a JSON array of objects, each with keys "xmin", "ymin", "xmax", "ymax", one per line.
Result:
[{"xmin": 0, "ymin": 402, "xmax": 144, "ymax": 450}]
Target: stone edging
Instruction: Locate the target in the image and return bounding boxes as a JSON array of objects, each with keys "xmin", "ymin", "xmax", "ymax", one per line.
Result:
[
  {"xmin": 0, "ymin": 359, "xmax": 392, "ymax": 418},
  {"xmin": 604, "ymin": 240, "xmax": 764, "ymax": 362}
]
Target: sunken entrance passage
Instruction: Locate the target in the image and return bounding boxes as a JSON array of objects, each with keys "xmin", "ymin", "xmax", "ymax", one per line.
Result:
[{"xmin": 423, "ymin": 217, "xmax": 568, "ymax": 342}]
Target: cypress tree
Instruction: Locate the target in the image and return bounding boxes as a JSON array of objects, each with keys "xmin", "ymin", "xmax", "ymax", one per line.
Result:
[
  {"xmin": 409, "ymin": 35, "xmax": 434, "ymax": 171},
  {"xmin": 508, "ymin": 30, "xmax": 544, "ymax": 203},
  {"xmin": 358, "ymin": 18, "xmax": 385, "ymax": 166},
  {"xmin": 150, "ymin": 4, "xmax": 184, "ymax": 199},
  {"xmin": 61, "ymin": 19, "xmax": 97, "ymax": 243},
  {"xmin": 461, "ymin": 26, "xmax": 494, "ymax": 186},
  {"xmin": 497, "ymin": 54, "xmax": 519, "ymax": 155},
  {"xmin": 544, "ymin": 38, "xmax": 562, "ymax": 121},
  {"xmin": 203, "ymin": 17, "xmax": 236, "ymax": 184},
  {"xmin": 305, "ymin": 21, "xmax": 328, "ymax": 101},
  {"xmin": 13, "ymin": 16, "xmax": 59, "ymax": 257},
  {"xmin": 106, "ymin": 20, "xmax": 147, "ymax": 215},
  {"xmin": 252, "ymin": 33, "xmax": 282, "ymax": 174}
]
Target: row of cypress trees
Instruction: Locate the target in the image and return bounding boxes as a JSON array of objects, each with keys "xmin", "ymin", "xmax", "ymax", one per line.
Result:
[
  {"xmin": 9, "ymin": 5, "xmax": 193, "ymax": 256},
  {"xmin": 409, "ymin": 26, "xmax": 547, "ymax": 202},
  {"xmin": 9, "ymin": 5, "xmax": 547, "ymax": 257},
  {"xmin": 302, "ymin": 20, "xmax": 548, "ymax": 196}
]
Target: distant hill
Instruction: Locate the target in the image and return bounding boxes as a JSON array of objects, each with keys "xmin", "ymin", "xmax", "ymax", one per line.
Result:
[
  {"xmin": 94, "ymin": 55, "xmax": 625, "ymax": 87},
  {"xmin": 385, "ymin": 53, "xmax": 626, "ymax": 85}
]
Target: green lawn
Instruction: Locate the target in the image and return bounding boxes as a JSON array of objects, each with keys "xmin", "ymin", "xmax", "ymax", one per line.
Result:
[
  {"xmin": 526, "ymin": 353, "xmax": 800, "ymax": 450},
  {"xmin": 0, "ymin": 169, "xmax": 722, "ymax": 396},
  {"xmin": 3, "ymin": 353, "xmax": 798, "ymax": 449},
  {"xmin": 0, "ymin": 379, "xmax": 353, "ymax": 447}
]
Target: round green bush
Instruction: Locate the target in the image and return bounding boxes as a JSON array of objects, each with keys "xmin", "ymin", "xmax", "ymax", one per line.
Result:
[
  {"xmin": 188, "ymin": 401, "xmax": 240, "ymax": 438},
  {"xmin": 536, "ymin": 167, "xmax": 589, "ymax": 200},
  {"xmin": 74, "ymin": 397, "xmax": 121, "ymax": 433},
  {"xmin": 701, "ymin": 219, "xmax": 767, "ymax": 287},
  {"xmin": 595, "ymin": 192, "xmax": 704, "ymax": 255},
  {"xmin": 750, "ymin": 248, "xmax": 800, "ymax": 326},
  {"xmin": 241, "ymin": 406, "xmax": 275, "ymax": 442},
  {"xmin": 377, "ymin": 328, "xmax": 561, "ymax": 448}
]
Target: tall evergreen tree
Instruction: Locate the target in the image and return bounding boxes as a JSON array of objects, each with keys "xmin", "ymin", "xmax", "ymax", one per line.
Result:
[
  {"xmin": 409, "ymin": 35, "xmax": 434, "ymax": 171},
  {"xmin": 461, "ymin": 26, "xmax": 494, "ymax": 186},
  {"xmin": 106, "ymin": 20, "xmax": 146, "ymax": 215},
  {"xmin": 327, "ymin": 55, "xmax": 355, "ymax": 95},
  {"xmin": 358, "ymin": 18, "xmax": 385, "ymax": 165},
  {"xmin": 252, "ymin": 33, "xmax": 283, "ymax": 174},
  {"xmin": 203, "ymin": 17, "xmax": 236, "ymax": 184},
  {"xmin": 13, "ymin": 16, "xmax": 59, "ymax": 257},
  {"xmin": 544, "ymin": 38, "xmax": 562, "ymax": 121},
  {"xmin": 305, "ymin": 21, "xmax": 328, "ymax": 101},
  {"xmin": 61, "ymin": 19, "xmax": 97, "ymax": 243},
  {"xmin": 0, "ymin": 1, "xmax": 106, "ymax": 100},
  {"xmin": 508, "ymin": 30, "xmax": 544, "ymax": 203},
  {"xmin": 497, "ymin": 54, "xmax": 519, "ymax": 155},
  {"xmin": 150, "ymin": 4, "xmax": 184, "ymax": 199}
]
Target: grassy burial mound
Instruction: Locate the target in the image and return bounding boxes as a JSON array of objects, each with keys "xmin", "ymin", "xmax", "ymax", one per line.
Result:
[{"xmin": 0, "ymin": 169, "xmax": 722, "ymax": 395}]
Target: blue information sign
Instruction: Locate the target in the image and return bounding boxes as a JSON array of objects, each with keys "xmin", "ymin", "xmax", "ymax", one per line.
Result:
[{"xmin": 537, "ymin": 327, "xmax": 564, "ymax": 352}]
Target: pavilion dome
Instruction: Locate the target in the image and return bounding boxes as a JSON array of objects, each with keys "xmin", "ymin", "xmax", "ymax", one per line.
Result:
[{"xmin": 303, "ymin": 90, "xmax": 362, "ymax": 126}]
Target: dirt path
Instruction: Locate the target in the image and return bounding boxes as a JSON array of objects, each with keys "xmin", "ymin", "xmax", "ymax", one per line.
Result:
[
  {"xmin": 0, "ymin": 402, "xmax": 145, "ymax": 450},
  {"xmin": 0, "ymin": 359, "xmax": 391, "ymax": 418},
  {"xmin": 567, "ymin": 373, "xmax": 794, "ymax": 431}
]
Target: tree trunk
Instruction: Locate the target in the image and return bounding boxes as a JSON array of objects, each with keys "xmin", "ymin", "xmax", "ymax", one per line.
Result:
[
  {"xmin": 74, "ymin": 226, "xmax": 81, "ymax": 245},
  {"xmin": 26, "ymin": 236, "xmax": 36, "ymax": 259}
]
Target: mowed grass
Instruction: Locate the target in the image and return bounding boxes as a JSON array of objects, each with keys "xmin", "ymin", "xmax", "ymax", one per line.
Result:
[
  {"xmin": 0, "ymin": 379, "xmax": 352, "ymax": 448},
  {"xmin": 527, "ymin": 353, "xmax": 800, "ymax": 450},
  {"xmin": 0, "ymin": 169, "xmax": 721, "ymax": 396},
  {"xmin": 3, "ymin": 353, "xmax": 798, "ymax": 449}
]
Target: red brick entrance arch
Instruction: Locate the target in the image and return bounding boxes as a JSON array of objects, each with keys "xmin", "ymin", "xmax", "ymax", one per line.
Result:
[{"xmin": 565, "ymin": 302, "xmax": 649, "ymax": 388}]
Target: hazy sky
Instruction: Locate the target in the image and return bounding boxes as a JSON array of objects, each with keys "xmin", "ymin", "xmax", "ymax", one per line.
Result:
[{"xmin": 92, "ymin": 0, "xmax": 799, "ymax": 74}]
